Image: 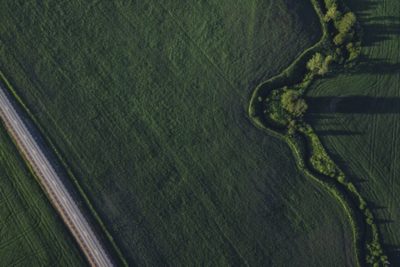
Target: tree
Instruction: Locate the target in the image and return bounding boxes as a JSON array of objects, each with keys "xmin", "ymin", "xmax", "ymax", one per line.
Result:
[
  {"xmin": 307, "ymin": 53, "xmax": 324, "ymax": 73},
  {"xmin": 281, "ymin": 90, "xmax": 308, "ymax": 118},
  {"xmin": 338, "ymin": 12, "xmax": 356, "ymax": 34},
  {"xmin": 334, "ymin": 32, "xmax": 346, "ymax": 46},
  {"xmin": 324, "ymin": 0, "xmax": 337, "ymax": 9},
  {"xmin": 334, "ymin": 12, "xmax": 357, "ymax": 45},
  {"xmin": 324, "ymin": 4, "xmax": 341, "ymax": 22},
  {"xmin": 307, "ymin": 53, "xmax": 332, "ymax": 76},
  {"xmin": 346, "ymin": 42, "xmax": 361, "ymax": 61},
  {"xmin": 287, "ymin": 119, "xmax": 297, "ymax": 135}
]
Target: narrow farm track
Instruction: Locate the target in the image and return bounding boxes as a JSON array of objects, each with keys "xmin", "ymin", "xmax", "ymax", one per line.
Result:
[{"xmin": 0, "ymin": 85, "xmax": 113, "ymax": 267}]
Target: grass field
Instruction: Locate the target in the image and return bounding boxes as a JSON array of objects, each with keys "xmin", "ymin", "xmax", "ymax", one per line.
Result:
[
  {"xmin": 0, "ymin": 0, "xmax": 359, "ymax": 265},
  {"xmin": 0, "ymin": 126, "xmax": 85, "ymax": 266},
  {"xmin": 306, "ymin": 0, "xmax": 400, "ymax": 263}
]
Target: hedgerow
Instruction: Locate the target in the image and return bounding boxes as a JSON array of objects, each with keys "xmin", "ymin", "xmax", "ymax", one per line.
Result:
[{"xmin": 248, "ymin": 0, "xmax": 388, "ymax": 266}]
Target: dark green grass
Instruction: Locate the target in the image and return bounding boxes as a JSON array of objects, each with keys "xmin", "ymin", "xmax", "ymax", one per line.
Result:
[
  {"xmin": 306, "ymin": 0, "xmax": 400, "ymax": 263},
  {"xmin": 0, "ymin": 126, "xmax": 86, "ymax": 266},
  {"xmin": 1, "ymin": 0, "xmax": 355, "ymax": 265}
]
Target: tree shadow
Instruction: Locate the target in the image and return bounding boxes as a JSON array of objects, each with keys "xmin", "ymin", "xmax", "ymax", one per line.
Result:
[
  {"xmin": 319, "ymin": 56, "xmax": 399, "ymax": 81},
  {"xmin": 376, "ymin": 218, "xmax": 394, "ymax": 224},
  {"xmin": 316, "ymin": 130, "xmax": 364, "ymax": 136},
  {"xmin": 384, "ymin": 244, "xmax": 400, "ymax": 264},
  {"xmin": 307, "ymin": 96, "xmax": 400, "ymax": 114},
  {"xmin": 346, "ymin": 0, "xmax": 400, "ymax": 47},
  {"xmin": 347, "ymin": 0, "xmax": 380, "ymax": 17},
  {"xmin": 305, "ymin": 112, "xmax": 364, "ymax": 138},
  {"xmin": 361, "ymin": 18, "xmax": 400, "ymax": 47},
  {"xmin": 350, "ymin": 57, "xmax": 400, "ymax": 75},
  {"xmin": 324, "ymin": 146, "xmax": 367, "ymax": 184},
  {"xmin": 367, "ymin": 202, "xmax": 388, "ymax": 211}
]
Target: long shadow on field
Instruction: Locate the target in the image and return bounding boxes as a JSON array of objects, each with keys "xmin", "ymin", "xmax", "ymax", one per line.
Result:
[
  {"xmin": 307, "ymin": 96, "xmax": 400, "ymax": 114},
  {"xmin": 347, "ymin": 0, "xmax": 400, "ymax": 47},
  {"xmin": 348, "ymin": 0, "xmax": 380, "ymax": 18},
  {"xmin": 362, "ymin": 20, "xmax": 400, "ymax": 47},
  {"xmin": 305, "ymin": 112, "xmax": 364, "ymax": 138},
  {"xmin": 316, "ymin": 130, "xmax": 364, "ymax": 136},
  {"xmin": 320, "ymin": 57, "xmax": 399, "ymax": 78},
  {"xmin": 385, "ymin": 244, "xmax": 400, "ymax": 264},
  {"xmin": 350, "ymin": 57, "xmax": 400, "ymax": 75}
]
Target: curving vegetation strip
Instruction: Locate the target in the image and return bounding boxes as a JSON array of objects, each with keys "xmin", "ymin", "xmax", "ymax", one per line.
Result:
[{"xmin": 248, "ymin": 0, "xmax": 388, "ymax": 266}]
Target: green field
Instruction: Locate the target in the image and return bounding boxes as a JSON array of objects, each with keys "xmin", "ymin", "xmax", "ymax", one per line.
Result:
[
  {"xmin": 306, "ymin": 0, "xmax": 400, "ymax": 263},
  {"xmin": 0, "ymin": 0, "xmax": 365, "ymax": 265},
  {"xmin": 0, "ymin": 126, "xmax": 85, "ymax": 266}
]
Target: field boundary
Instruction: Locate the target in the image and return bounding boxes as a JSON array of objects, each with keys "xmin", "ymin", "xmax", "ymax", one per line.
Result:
[
  {"xmin": 0, "ymin": 70, "xmax": 128, "ymax": 267},
  {"xmin": 248, "ymin": 0, "xmax": 388, "ymax": 266}
]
